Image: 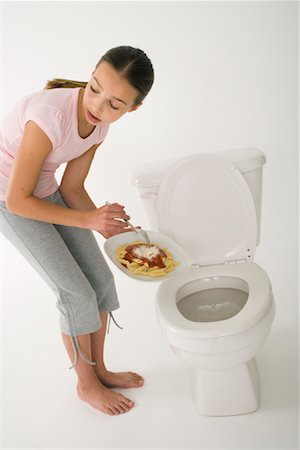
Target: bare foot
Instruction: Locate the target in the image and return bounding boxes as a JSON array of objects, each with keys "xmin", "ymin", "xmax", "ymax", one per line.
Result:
[
  {"xmin": 77, "ymin": 378, "xmax": 134, "ymax": 415},
  {"xmin": 96, "ymin": 369, "xmax": 144, "ymax": 389}
]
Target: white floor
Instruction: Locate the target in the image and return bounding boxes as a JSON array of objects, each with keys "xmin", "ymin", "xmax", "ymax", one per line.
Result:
[{"xmin": 1, "ymin": 235, "xmax": 299, "ymax": 450}]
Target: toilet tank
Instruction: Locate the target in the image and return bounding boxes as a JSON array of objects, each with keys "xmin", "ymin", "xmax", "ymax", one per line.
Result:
[{"xmin": 130, "ymin": 148, "xmax": 266, "ymax": 246}]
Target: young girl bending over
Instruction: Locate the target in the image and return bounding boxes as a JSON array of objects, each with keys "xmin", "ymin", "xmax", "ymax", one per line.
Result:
[{"xmin": 0, "ymin": 46, "xmax": 154, "ymax": 415}]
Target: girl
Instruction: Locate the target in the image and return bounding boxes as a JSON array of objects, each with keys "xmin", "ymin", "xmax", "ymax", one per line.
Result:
[{"xmin": 0, "ymin": 46, "xmax": 154, "ymax": 416}]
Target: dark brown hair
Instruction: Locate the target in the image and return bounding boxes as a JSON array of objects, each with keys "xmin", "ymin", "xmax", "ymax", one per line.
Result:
[{"xmin": 44, "ymin": 46, "xmax": 154, "ymax": 106}]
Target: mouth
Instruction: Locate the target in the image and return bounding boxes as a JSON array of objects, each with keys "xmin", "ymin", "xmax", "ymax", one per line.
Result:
[{"xmin": 87, "ymin": 110, "xmax": 101, "ymax": 123}]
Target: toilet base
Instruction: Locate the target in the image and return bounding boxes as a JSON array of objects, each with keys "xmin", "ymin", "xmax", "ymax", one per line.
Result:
[{"xmin": 191, "ymin": 358, "xmax": 260, "ymax": 416}]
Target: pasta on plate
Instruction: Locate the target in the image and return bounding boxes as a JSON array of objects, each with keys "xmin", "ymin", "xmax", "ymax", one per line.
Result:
[{"xmin": 115, "ymin": 241, "xmax": 179, "ymax": 277}]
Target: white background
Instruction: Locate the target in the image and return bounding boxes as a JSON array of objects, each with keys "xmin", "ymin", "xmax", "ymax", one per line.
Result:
[{"xmin": 1, "ymin": 1, "xmax": 299, "ymax": 449}]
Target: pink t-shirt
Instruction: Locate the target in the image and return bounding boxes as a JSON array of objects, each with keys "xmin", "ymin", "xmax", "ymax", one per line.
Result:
[{"xmin": 0, "ymin": 87, "xmax": 109, "ymax": 200}]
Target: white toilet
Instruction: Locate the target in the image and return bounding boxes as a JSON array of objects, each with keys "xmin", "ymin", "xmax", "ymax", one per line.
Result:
[{"xmin": 130, "ymin": 148, "xmax": 275, "ymax": 416}]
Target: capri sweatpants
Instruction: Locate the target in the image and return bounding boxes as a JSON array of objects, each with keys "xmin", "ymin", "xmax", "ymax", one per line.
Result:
[{"xmin": 0, "ymin": 190, "xmax": 121, "ymax": 368}]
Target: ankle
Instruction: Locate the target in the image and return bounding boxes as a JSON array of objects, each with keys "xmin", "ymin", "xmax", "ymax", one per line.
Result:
[
  {"xmin": 94, "ymin": 365, "xmax": 108, "ymax": 376},
  {"xmin": 77, "ymin": 370, "xmax": 99, "ymax": 389},
  {"xmin": 77, "ymin": 376, "xmax": 99, "ymax": 392}
]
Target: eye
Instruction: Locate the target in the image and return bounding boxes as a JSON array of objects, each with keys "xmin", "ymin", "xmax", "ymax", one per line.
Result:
[
  {"xmin": 90, "ymin": 85, "xmax": 98, "ymax": 93},
  {"xmin": 109, "ymin": 102, "xmax": 119, "ymax": 111}
]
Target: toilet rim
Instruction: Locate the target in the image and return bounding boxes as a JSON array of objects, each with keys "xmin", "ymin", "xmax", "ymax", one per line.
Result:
[{"xmin": 156, "ymin": 262, "xmax": 273, "ymax": 339}]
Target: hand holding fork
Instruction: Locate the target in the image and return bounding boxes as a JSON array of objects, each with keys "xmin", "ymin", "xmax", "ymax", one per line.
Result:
[{"xmin": 105, "ymin": 201, "xmax": 151, "ymax": 245}]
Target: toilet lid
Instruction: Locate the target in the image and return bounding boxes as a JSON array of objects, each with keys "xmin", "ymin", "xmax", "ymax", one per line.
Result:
[{"xmin": 157, "ymin": 153, "xmax": 257, "ymax": 266}]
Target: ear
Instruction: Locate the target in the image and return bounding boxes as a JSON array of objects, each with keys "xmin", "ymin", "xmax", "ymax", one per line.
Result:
[{"xmin": 129, "ymin": 102, "xmax": 143, "ymax": 113}]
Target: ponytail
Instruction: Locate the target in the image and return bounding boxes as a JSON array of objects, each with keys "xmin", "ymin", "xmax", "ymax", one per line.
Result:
[{"xmin": 44, "ymin": 78, "xmax": 87, "ymax": 90}]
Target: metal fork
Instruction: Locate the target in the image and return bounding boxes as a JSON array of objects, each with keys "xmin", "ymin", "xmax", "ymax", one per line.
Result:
[{"xmin": 105, "ymin": 201, "xmax": 151, "ymax": 246}]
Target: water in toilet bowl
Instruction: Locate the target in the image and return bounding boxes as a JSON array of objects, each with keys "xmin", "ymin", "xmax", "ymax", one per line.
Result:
[{"xmin": 177, "ymin": 288, "xmax": 248, "ymax": 322}]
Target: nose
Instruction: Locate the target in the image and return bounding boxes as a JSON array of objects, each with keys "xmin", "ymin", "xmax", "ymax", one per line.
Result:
[
  {"xmin": 92, "ymin": 97, "xmax": 105, "ymax": 116},
  {"xmin": 91, "ymin": 107, "xmax": 101, "ymax": 119}
]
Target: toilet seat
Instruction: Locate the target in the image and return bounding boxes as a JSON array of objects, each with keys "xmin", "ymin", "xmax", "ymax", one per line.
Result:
[
  {"xmin": 156, "ymin": 153, "xmax": 257, "ymax": 267},
  {"xmin": 156, "ymin": 262, "xmax": 272, "ymax": 339}
]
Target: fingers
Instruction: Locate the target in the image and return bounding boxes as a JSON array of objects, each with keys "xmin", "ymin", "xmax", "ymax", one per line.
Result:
[
  {"xmin": 98, "ymin": 217, "xmax": 132, "ymax": 238},
  {"xmin": 102, "ymin": 227, "xmax": 135, "ymax": 238},
  {"xmin": 104, "ymin": 204, "xmax": 130, "ymax": 221},
  {"xmin": 105, "ymin": 202, "xmax": 125, "ymax": 212},
  {"xmin": 110, "ymin": 202, "xmax": 125, "ymax": 209},
  {"xmin": 97, "ymin": 202, "xmax": 134, "ymax": 238}
]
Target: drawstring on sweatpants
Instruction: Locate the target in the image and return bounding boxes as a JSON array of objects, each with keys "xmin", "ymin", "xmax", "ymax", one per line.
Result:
[
  {"xmin": 107, "ymin": 311, "xmax": 124, "ymax": 334},
  {"xmin": 69, "ymin": 311, "xmax": 123, "ymax": 369},
  {"xmin": 69, "ymin": 335, "xmax": 96, "ymax": 370}
]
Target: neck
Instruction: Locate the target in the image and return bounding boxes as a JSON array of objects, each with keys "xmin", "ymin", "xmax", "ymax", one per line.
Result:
[{"xmin": 77, "ymin": 88, "xmax": 96, "ymax": 138}]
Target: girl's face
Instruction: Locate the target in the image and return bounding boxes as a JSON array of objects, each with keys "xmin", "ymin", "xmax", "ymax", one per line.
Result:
[{"xmin": 82, "ymin": 61, "xmax": 141, "ymax": 126}]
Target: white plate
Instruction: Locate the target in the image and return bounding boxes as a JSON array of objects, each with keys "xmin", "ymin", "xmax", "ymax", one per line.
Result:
[{"xmin": 104, "ymin": 230, "xmax": 190, "ymax": 282}]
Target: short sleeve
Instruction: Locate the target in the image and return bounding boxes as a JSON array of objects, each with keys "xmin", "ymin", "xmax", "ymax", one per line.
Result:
[{"xmin": 24, "ymin": 103, "xmax": 63, "ymax": 148}]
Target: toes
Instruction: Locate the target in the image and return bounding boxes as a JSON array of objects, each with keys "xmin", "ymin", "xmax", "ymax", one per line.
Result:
[
  {"xmin": 130, "ymin": 372, "xmax": 143, "ymax": 379},
  {"xmin": 129, "ymin": 372, "xmax": 144, "ymax": 385},
  {"xmin": 121, "ymin": 402, "xmax": 130, "ymax": 412},
  {"xmin": 134, "ymin": 377, "xmax": 144, "ymax": 386},
  {"xmin": 115, "ymin": 402, "xmax": 127, "ymax": 414},
  {"xmin": 111, "ymin": 394, "xmax": 134, "ymax": 415},
  {"xmin": 121, "ymin": 397, "xmax": 133, "ymax": 410},
  {"xmin": 121, "ymin": 394, "xmax": 134, "ymax": 408},
  {"xmin": 126, "ymin": 398, "xmax": 134, "ymax": 408},
  {"xmin": 118, "ymin": 404, "xmax": 128, "ymax": 414},
  {"xmin": 106, "ymin": 401, "xmax": 129, "ymax": 415}
]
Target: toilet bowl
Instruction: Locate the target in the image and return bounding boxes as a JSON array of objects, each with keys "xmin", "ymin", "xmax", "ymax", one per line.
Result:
[
  {"xmin": 128, "ymin": 148, "xmax": 275, "ymax": 416},
  {"xmin": 156, "ymin": 263, "xmax": 275, "ymax": 416},
  {"xmin": 157, "ymin": 262, "xmax": 273, "ymax": 357}
]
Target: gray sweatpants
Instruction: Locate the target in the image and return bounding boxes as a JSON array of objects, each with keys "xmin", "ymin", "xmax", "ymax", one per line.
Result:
[{"xmin": 0, "ymin": 190, "xmax": 120, "ymax": 368}]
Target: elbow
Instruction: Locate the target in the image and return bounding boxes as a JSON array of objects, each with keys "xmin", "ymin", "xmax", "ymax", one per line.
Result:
[
  {"xmin": 6, "ymin": 197, "xmax": 20, "ymax": 214},
  {"xmin": 6, "ymin": 194, "xmax": 26, "ymax": 215}
]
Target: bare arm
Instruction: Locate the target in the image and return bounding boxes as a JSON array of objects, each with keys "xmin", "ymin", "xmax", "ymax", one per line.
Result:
[
  {"xmin": 59, "ymin": 143, "xmax": 99, "ymax": 211},
  {"xmin": 6, "ymin": 121, "xmax": 130, "ymax": 237}
]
